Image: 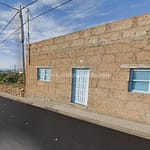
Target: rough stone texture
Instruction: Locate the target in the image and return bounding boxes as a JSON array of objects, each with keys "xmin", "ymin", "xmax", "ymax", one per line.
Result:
[
  {"xmin": 0, "ymin": 85, "xmax": 23, "ymax": 97},
  {"xmin": 26, "ymin": 13, "xmax": 150, "ymax": 125}
]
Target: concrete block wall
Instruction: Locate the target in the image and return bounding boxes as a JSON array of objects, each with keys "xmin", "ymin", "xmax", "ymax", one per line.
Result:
[
  {"xmin": 0, "ymin": 85, "xmax": 23, "ymax": 97},
  {"xmin": 26, "ymin": 13, "xmax": 150, "ymax": 125}
]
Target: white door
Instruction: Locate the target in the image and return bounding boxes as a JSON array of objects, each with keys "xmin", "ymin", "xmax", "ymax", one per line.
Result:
[{"xmin": 72, "ymin": 68, "xmax": 90, "ymax": 106}]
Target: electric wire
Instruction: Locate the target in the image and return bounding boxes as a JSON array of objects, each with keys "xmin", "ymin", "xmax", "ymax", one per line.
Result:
[
  {"xmin": 27, "ymin": 0, "xmax": 49, "ymax": 41},
  {"xmin": 0, "ymin": 0, "xmax": 72, "ymax": 44},
  {"xmin": 30, "ymin": 0, "xmax": 72, "ymax": 21},
  {"xmin": 0, "ymin": 1, "xmax": 18, "ymax": 10},
  {"xmin": 22, "ymin": 0, "xmax": 39, "ymax": 10},
  {"xmin": 0, "ymin": 0, "xmax": 39, "ymax": 39},
  {"xmin": 0, "ymin": 11, "xmax": 19, "ymax": 36},
  {"xmin": 0, "ymin": 0, "xmax": 39, "ymax": 11},
  {"xmin": 0, "ymin": 27, "xmax": 20, "ymax": 44}
]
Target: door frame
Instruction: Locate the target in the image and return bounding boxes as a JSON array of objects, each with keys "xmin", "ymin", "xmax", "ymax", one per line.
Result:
[{"xmin": 71, "ymin": 67, "xmax": 90, "ymax": 106}]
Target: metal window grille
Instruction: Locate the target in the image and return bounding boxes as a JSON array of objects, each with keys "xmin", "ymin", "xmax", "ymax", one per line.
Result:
[{"xmin": 37, "ymin": 68, "xmax": 51, "ymax": 81}]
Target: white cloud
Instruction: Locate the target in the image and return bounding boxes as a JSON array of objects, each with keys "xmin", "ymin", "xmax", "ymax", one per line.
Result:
[
  {"xmin": 1, "ymin": 49, "xmax": 14, "ymax": 55},
  {"xmin": 0, "ymin": 0, "xmax": 108, "ymax": 60},
  {"xmin": 129, "ymin": 4, "xmax": 142, "ymax": 9},
  {"xmin": 39, "ymin": 0, "xmax": 60, "ymax": 5},
  {"xmin": 129, "ymin": 1, "xmax": 149, "ymax": 9},
  {"xmin": 65, "ymin": 0, "xmax": 105, "ymax": 19},
  {"xmin": 28, "ymin": 0, "xmax": 61, "ymax": 14},
  {"xmin": 26, "ymin": 16, "xmax": 73, "ymax": 42},
  {"xmin": 0, "ymin": 44, "xmax": 16, "ymax": 56},
  {"xmin": 0, "ymin": 9, "xmax": 20, "ymax": 37},
  {"xmin": 0, "ymin": 9, "xmax": 20, "ymax": 59},
  {"xmin": 98, "ymin": 11, "xmax": 112, "ymax": 17},
  {"xmin": 22, "ymin": 0, "xmax": 107, "ymax": 43}
]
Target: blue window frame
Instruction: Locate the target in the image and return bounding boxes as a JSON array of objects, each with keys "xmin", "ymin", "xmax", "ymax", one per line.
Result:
[
  {"xmin": 37, "ymin": 68, "xmax": 51, "ymax": 81},
  {"xmin": 129, "ymin": 69, "xmax": 150, "ymax": 93}
]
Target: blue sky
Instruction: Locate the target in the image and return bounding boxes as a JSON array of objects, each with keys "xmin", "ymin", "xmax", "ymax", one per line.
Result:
[{"xmin": 0, "ymin": 0, "xmax": 150, "ymax": 69}]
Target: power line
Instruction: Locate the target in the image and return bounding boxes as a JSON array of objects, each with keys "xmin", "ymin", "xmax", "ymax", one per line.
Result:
[
  {"xmin": 0, "ymin": 11, "xmax": 19, "ymax": 36},
  {"xmin": 24, "ymin": 0, "xmax": 58, "ymax": 38},
  {"xmin": 22, "ymin": 0, "xmax": 39, "ymax": 9},
  {"xmin": 30, "ymin": 0, "xmax": 72, "ymax": 21},
  {"xmin": 0, "ymin": 0, "xmax": 72, "ymax": 44},
  {"xmin": 0, "ymin": 0, "xmax": 39, "ymax": 43},
  {"xmin": 0, "ymin": 0, "xmax": 39, "ymax": 37},
  {"xmin": 0, "ymin": 1, "xmax": 18, "ymax": 10},
  {"xmin": 0, "ymin": 0, "xmax": 39, "ymax": 11},
  {"xmin": 0, "ymin": 27, "xmax": 20, "ymax": 44}
]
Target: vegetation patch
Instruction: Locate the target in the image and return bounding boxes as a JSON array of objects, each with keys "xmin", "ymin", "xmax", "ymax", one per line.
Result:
[{"xmin": 0, "ymin": 73, "xmax": 23, "ymax": 87}]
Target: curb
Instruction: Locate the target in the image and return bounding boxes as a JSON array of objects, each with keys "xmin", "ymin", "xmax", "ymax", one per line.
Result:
[{"xmin": 0, "ymin": 92, "xmax": 150, "ymax": 140}]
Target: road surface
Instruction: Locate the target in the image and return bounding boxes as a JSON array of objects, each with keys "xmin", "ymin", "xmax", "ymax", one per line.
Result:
[{"xmin": 0, "ymin": 96, "xmax": 149, "ymax": 150}]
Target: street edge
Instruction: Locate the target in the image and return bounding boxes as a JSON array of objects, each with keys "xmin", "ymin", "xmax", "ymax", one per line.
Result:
[{"xmin": 0, "ymin": 92, "xmax": 150, "ymax": 140}]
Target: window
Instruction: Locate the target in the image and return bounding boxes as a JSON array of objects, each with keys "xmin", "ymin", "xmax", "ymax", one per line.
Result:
[
  {"xmin": 129, "ymin": 69, "xmax": 150, "ymax": 93},
  {"xmin": 37, "ymin": 68, "xmax": 51, "ymax": 81}
]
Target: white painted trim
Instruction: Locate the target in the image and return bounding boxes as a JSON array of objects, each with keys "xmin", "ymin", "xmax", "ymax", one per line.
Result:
[
  {"xmin": 130, "ymin": 90, "xmax": 150, "ymax": 94},
  {"xmin": 120, "ymin": 64, "xmax": 150, "ymax": 69},
  {"xmin": 132, "ymin": 80, "xmax": 150, "ymax": 82},
  {"xmin": 36, "ymin": 66, "xmax": 54, "ymax": 69},
  {"xmin": 72, "ymin": 66, "xmax": 90, "ymax": 69}
]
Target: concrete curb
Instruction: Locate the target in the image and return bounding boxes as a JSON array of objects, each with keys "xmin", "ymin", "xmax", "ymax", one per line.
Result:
[{"xmin": 0, "ymin": 92, "xmax": 150, "ymax": 140}]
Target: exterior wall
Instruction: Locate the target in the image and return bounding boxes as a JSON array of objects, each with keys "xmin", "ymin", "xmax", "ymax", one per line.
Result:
[
  {"xmin": 26, "ymin": 13, "xmax": 150, "ymax": 125},
  {"xmin": 0, "ymin": 85, "xmax": 23, "ymax": 97}
]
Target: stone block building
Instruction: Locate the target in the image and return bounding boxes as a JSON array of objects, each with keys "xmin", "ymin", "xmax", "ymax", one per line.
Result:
[{"xmin": 25, "ymin": 13, "xmax": 150, "ymax": 126}]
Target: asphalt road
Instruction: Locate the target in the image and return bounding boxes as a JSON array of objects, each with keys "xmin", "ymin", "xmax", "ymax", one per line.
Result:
[{"xmin": 0, "ymin": 96, "xmax": 149, "ymax": 150}]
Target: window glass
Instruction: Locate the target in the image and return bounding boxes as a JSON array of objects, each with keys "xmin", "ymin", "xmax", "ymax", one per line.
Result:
[
  {"xmin": 133, "ymin": 71, "xmax": 150, "ymax": 80},
  {"xmin": 131, "ymin": 81, "xmax": 149, "ymax": 91},
  {"xmin": 129, "ymin": 69, "xmax": 150, "ymax": 93},
  {"xmin": 37, "ymin": 68, "xmax": 51, "ymax": 81}
]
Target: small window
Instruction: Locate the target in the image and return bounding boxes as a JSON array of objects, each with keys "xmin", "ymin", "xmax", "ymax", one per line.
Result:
[
  {"xmin": 129, "ymin": 69, "xmax": 150, "ymax": 93},
  {"xmin": 37, "ymin": 68, "xmax": 51, "ymax": 81}
]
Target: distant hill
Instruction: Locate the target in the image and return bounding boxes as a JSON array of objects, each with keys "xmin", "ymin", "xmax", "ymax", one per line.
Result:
[
  {"xmin": 0, "ymin": 68, "xmax": 23, "ymax": 73},
  {"xmin": 0, "ymin": 70, "xmax": 12, "ymax": 73}
]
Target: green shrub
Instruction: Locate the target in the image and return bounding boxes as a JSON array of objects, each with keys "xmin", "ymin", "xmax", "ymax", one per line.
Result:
[
  {"xmin": 0, "ymin": 73, "xmax": 23, "ymax": 85},
  {"xmin": 17, "ymin": 73, "xmax": 23, "ymax": 84},
  {"xmin": 0, "ymin": 73, "xmax": 6, "ymax": 81}
]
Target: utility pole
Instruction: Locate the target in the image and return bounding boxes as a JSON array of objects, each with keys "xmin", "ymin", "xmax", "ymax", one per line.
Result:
[
  {"xmin": 0, "ymin": 0, "xmax": 72, "ymax": 92},
  {"xmin": 19, "ymin": 6, "xmax": 26, "ymax": 89},
  {"xmin": 27, "ymin": 8, "xmax": 31, "ymax": 65},
  {"xmin": 14, "ymin": 64, "xmax": 16, "ymax": 72},
  {"xmin": 27, "ymin": 8, "xmax": 30, "ymax": 46}
]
